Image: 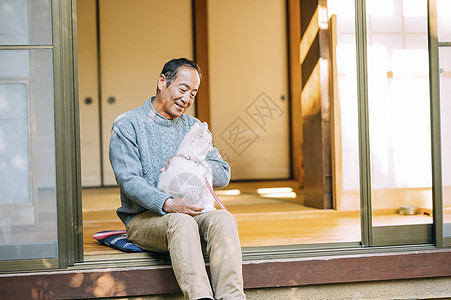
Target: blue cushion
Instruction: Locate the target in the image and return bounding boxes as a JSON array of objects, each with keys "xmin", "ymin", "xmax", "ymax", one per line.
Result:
[{"xmin": 94, "ymin": 231, "xmax": 145, "ymax": 253}]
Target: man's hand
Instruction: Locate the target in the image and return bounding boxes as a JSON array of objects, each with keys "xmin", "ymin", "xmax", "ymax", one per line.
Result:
[{"xmin": 163, "ymin": 197, "xmax": 204, "ymax": 216}]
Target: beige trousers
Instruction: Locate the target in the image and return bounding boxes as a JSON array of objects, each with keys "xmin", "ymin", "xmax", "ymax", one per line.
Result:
[{"xmin": 126, "ymin": 210, "xmax": 246, "ymax": 300}]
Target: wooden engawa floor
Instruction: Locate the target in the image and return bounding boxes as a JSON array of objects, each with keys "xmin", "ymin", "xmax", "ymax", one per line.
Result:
[{"xmin": 83, "ymin": 181, "xmax": 437, "ymax": 256}]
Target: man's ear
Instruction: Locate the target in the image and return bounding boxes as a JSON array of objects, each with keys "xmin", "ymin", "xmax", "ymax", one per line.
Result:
[{"xmin": 157, "ymin": 74, "xmax": 167, "ymax": 92}]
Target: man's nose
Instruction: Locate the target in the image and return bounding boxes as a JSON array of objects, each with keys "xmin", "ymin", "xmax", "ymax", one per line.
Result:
[{"xmin": 181, "ymin": 93, "xmax": 190, "ymax": 104}]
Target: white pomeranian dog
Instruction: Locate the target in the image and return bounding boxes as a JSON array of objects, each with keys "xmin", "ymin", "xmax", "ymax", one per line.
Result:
[{"xmin": 157, "ymin": 122, "xmax": 216, "ymax": 213}]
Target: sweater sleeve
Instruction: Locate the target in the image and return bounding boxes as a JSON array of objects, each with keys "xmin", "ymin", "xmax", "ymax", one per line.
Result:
[
  {"xmin": 109, "ymin": 116, "xmax": 170, "ymax": 215},
  {"xmin": 206, "ymin": 146, "xmax": 231, "ymax": 189}
]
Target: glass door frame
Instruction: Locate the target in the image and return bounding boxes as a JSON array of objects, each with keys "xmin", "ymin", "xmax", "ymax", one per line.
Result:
[
  {"xmin": 66, "ymin": 0, "xmax": 448, "ymax": 270},
  {"xmin": 54, "ymin": 0, "xmax": 84, "ymax": 267},
  {"xmin": 65, "ymin": 0, "xmax": 449, "ymax": 268},
  {"xmin": 4, "ymin": 0, "xmax": 449, "ymax": 275},
  {"xmin": 0, "ymin": 0, "xmax": 82, "ymax": 273},
  {"xmin": 355, "ymin": 0, "xmax": 448, "ymax": 248},
  {"xmin": 428, "ymin": 0, "xmax": 451, "ymax": 247}
]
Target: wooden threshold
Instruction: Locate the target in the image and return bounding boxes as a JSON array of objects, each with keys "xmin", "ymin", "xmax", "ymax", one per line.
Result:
[{"xmin": 1, "ymin": 249, "xmax": 450, "ymax": 299}]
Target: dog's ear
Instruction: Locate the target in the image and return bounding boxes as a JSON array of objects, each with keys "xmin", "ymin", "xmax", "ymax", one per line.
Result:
[
  {"xmin": 191, "ymin": 122, "xmax": 200, "ymax": 131},
  {"xmin": 200, "ymin": 122, "xmax": 208, "ymax": 132}
]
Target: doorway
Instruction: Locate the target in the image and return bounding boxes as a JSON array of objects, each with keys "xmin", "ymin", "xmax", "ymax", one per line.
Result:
[{"xmin": 77, "ymin": 0, "xmax": 301, "ymax": 256}]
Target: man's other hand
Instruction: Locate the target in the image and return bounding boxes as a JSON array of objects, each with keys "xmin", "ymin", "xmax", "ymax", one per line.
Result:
[{"xmin": 163, "ymin": 197, "xmax": 204, "ymax": 216}]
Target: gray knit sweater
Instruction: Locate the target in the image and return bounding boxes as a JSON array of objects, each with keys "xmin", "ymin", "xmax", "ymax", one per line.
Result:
[{"xmin": 109, "ymin": 97, "xmax": 231, "ymax": 226}]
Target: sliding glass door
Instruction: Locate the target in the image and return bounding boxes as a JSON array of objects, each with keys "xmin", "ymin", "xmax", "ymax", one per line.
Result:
[
  {"xmin": 0, "ymin": 0, "xmax": 58, "ymax": 265},
  {"xmin": 365, "ymin": 0, "xmax": 433, "ymax": 245},
  {"xmin": 436, "ymin": 0, "xmax": 451, "ymax": 246},
  {"xmin": 0, "ymin": 0, "xmax": 80, "ymax": 271}
]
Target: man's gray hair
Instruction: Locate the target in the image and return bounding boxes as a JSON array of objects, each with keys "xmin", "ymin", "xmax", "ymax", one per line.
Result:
[{"xmin": 156, "ymin": 58, "xmax": 202, "ymax": 93}]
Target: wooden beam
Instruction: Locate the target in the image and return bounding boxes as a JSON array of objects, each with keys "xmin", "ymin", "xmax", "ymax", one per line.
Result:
[
  {"xmin": 1, "ymin": 250, "xmax": 450, "ymax": 299},
  {"xmin": 193, "ymin": 0, "xmax": 210, "ymax": 125},
  {"xmin": 299, "ymin": 0, "xmax": 333, "ymax": 209},
  {"xmin": 288, "ymin": 0, "xmax": 303, "ymax": 186}
]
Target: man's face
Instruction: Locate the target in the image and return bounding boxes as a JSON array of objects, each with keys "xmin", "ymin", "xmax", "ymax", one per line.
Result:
[{"xmin": 157, "ymin": 66, "xmax": 200, "ymax": 119}]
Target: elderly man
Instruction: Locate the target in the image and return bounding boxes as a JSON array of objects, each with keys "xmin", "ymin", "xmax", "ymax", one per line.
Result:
[{"xmin": 109, "ymin": 58, "xmax": 246, "ymax": 300}]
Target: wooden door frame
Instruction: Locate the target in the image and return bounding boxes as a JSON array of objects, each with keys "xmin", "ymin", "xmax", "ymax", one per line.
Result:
[
  {"xmin": 288, "ymin": 0, "xmax": 303, "ymax": 184},
  {"xmin": 193, "ymin": 0, "xmax": 210, "ymax": 125}
]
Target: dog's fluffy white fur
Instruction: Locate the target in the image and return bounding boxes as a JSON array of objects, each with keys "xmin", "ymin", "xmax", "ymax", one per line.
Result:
[{"xmin": 157, "ymin": 122, "xmax": 216, "ymax": 212}]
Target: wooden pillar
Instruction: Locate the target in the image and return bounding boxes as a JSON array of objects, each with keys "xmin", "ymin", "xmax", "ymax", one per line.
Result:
[
  {"xmin": 193, "ymin": 0, "xmax": 210, "ymax": 125},
  {"xmin": 299, "ymin": 0, "xmax": 332, "ymax": 209},
  {"xmin": 288, "ymin": 0, "xmax": 303, "ymax": 186}
]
